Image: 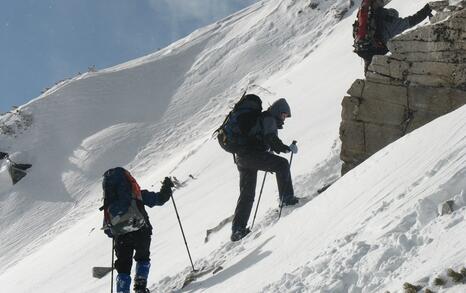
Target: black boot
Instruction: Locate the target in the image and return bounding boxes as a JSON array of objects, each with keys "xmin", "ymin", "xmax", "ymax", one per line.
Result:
[
  {"xmin": 230, "ymin": 227, "xmax": 251, "ymax": 242},
  {"xmin": 133, "ymin": 278, "xmax": 150, "ymax": 293},
  {"xmin": 281, "ymin": 196, "xmax": 299, "ymax": 206}
]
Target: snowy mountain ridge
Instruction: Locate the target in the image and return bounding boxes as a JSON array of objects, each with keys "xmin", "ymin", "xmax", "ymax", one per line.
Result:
[{"xmin": 1, "ymin": 0, "xmax": 465, "ymax": 292}]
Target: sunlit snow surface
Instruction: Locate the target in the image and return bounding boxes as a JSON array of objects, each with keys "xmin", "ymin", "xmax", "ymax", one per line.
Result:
[{"xmin": 1, "ymin": 0, "xmax": 465, "ymax": 292}]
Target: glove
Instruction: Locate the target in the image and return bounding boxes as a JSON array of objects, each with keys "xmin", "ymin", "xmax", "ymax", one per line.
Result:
[
  {"xmin": 423, "ymin": 4, "xmax": 433, "ymax": 18},
  {"xmin": 408, "ymin": 4, "xmax": 433, "ymax": 26},
  {"xmin": 160, "ymin": 177, "xmax": 174, "ymax": 200},
  {"xmin": 162, "ymin": 177, "xmax": 174, "ymax": 189},
  {"xmin": 289, "ymin": 143, "xmax": 298, "ymax": 154},
  {"xmin": 279, "ymin": 144, "xmax": 290, "ymax": 154}
]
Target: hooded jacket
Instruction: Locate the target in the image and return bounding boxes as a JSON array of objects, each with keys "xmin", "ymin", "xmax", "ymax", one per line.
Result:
[
  {"xmin": 375, "ymin": 5, "xmax": 432, "ymax": 46},
  {"xmin": 247, "ymin": 98, "xmax": 291, "ymax": 154}
]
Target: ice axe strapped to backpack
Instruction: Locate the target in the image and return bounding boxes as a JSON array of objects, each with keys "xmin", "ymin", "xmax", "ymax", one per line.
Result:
[{"xmin": 214, "ymin": 93, "xmax": 263, "ymax": 156}]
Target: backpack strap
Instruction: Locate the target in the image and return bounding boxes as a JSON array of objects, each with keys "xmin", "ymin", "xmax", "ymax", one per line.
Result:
[
  {"xmin": 123, "ymin": 171, "xmax": 142, "ymax": 200},
  {"xmin": 233, "ymin": 91, "xmax": 248, "ymax": 111},
  {"xmin": 123, "ymin": 171, "xmax": 148, "ymax": 216},
  {"xmin": 214, "ymin": 91, "xmax": 248, "ymax": 136}
]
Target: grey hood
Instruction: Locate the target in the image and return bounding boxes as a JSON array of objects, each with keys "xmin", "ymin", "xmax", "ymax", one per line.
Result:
[{"xmin": 268, "ymin": 98, "xmax": 291, "ymax": 120}]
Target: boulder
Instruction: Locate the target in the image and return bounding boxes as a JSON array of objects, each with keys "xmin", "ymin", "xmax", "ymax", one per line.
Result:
[{"xmin": 340, "ymin": 7, "xmax": 466, "ymax": 175}]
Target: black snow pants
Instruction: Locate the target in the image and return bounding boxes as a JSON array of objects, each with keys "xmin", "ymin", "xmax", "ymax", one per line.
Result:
[
  {"xmin": 232, "ymin": 150, "xmax": 294, "ymax": 231},
  {"xmin": 114, "ymin": 227, "xmax": 152, "ymax": 274}
]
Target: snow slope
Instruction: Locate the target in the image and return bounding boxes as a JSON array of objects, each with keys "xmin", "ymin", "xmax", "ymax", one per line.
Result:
[{"xmin": 2, "ymin": 0, "xmax": 464, "ymax": 292}]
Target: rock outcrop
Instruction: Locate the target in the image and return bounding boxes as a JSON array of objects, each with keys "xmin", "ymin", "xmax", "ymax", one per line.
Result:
[{"xmin": 340, "ymin": 1, "xmax": 466, "ymax": 174}]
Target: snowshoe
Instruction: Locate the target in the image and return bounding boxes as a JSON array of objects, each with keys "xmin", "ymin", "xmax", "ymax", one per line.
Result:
[{"xmin": 181, "ymin": 266, "xmax": 216, "ymax": 288}]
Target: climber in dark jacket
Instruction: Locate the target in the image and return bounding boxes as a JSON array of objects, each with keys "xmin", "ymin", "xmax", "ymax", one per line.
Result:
[
  {"xmin": 102, "ymin": 167, "xmax": 173, "ymax": 293},
  {"xmin": 364, "ymin": 3, "xmax": 433, "ymax": 72},
  {"xmin": 231, "ymin": 98, "xmax": 299, "ymax": 242}
]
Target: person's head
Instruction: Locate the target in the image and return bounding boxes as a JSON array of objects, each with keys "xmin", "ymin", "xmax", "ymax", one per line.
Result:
[
  {"xmin": 385, "ymin": 8, "xmax": 399, "ymax": 18},
  {"xmin": 268, "ymin": 98, "xmax": 291, "ymax": 128}
]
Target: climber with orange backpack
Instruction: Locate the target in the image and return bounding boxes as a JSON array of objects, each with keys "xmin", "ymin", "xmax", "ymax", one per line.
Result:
[
  {"xmin": 353, "ymin": 0, "xmax": 433, "ymax": 73},
  {"xmin": 100, "ymin": 167, "xmax": 174, "ymax": 293}
]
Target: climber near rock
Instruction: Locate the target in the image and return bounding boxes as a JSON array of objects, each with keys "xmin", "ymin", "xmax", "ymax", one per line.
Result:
[{"xmin": 353, "ymin": 0, "xmax": 433, "ymax": 73}]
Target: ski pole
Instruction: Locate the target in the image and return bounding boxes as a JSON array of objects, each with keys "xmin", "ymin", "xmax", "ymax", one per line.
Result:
[
  {"xmin": 111, "ymin": 239, "xmax": 114, "ymax": 293},
  {"xmin": 250, "ymin": 171, "xmax": 268, "ymax": 230},
  {"xmin": 278, "ymin": 140, "xmax": 297, "ymax": 219},
  {"xmin": 170, "ymin": 194, "xmax": 196, "ymax": 272}
]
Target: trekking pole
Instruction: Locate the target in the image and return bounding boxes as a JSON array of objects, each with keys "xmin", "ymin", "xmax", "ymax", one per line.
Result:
[
  {"xmin": 111, "ymin": 239, "xmax": 115, "ymax": 293},
  {"xmin": 278, "ymin": 140, "xmax": 297, "ymax": 219},
  {"xmin": 250, "ymin": 172, "xmax": 268, "ymax": 230},
  {"xmin": 170, "ymin": 194, "xmax": 196, "ymax": 272}
]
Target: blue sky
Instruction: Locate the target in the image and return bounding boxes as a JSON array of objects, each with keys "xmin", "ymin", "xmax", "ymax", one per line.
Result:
[{"xmin": 0, "ymin": 0, "xmax": 256, "ymax": 113}]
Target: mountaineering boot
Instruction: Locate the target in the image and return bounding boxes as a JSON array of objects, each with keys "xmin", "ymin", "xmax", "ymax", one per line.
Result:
[
  {"xmin": 116, "ymin": 273, "xmax": 131, "ymax": 293},
  {"xmin": 134, "ymin": 261, "xmax": 151, "ymax": 293},
  {"xmin": 133, "ymin": 278, "xmax": 150, "ymax": 293},
  {"xmin": 230, "ymin": 227, "xmax": 251, "ymax": 242},
  {"xmin": 281, "ymin": 195, "xmax": 299, "ymax": 206}
]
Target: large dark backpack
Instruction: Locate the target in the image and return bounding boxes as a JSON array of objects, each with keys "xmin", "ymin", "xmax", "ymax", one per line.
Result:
[
  {"xmin": 352, "ymin": 0, "xmax": 387, "ymax": 59},
  {"xmin": 215, "ymin": 93, "xmax": 262, "ymax": 154},
  {"xmin": 100, "ymin": 167, "xmax": 147, "ymax": 236}
]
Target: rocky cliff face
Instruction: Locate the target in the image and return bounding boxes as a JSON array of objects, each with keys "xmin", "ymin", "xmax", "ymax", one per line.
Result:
[{"xmin": 340, "ymin": 1, "xmax": 466, "ymax": 174}]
